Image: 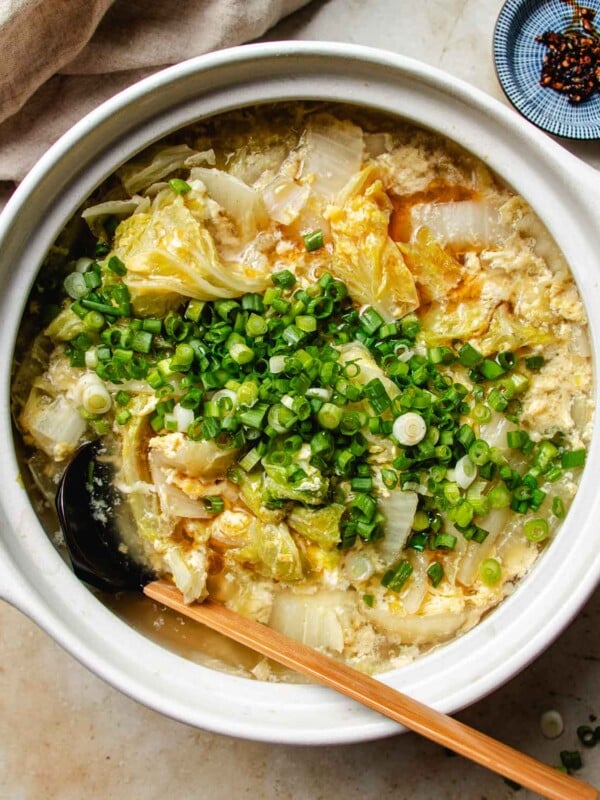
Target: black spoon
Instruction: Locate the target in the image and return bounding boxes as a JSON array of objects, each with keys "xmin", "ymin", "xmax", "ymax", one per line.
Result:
[{"xmin": 55, "ymin": 440, "xmax": 155, "ymax": 592}]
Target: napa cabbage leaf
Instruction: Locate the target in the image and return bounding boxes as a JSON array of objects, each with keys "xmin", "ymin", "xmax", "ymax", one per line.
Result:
[{"xmin": 325, "ymin": 165, "xmax": 419, "ymax": 321}]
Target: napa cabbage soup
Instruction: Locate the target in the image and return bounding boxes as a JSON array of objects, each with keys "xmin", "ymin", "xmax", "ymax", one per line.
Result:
[{"xmin": 12, "ymin": 103, "xmax": 592, "ymax": 676}]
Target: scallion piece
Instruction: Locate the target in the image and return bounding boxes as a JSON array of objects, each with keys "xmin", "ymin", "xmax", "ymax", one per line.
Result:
[
  {"xmin": 317, "ymin": 402, "xmax": 343, "ymax": 430},
  {"xmin": 457, "ymin": 343, "xmax": 483, "ymax": 367},
  {"xmin": 359, "ymin": 306, "xmax": 384, "ymax": 335},
  {"xmin": 427, "ymin": 562, "xmax": 444, "ymax": 587},
  {"xmin": 433, "ymin": 533, "xmax": 457, "ymax": 550},
  {"xmin": 525, "ymin": 355, "xmax": 545, "ymax": 371},
  {"xmin": 561, "ymin": 449, "xmax": 586, "ymax": 469},
  {"xmin": 203, "ymin": 496, "xmax": 225, "ymax": 514},
  {"xmin": 64, "ymin": 272, "xmax": 89, "ymax": 300},
  {"xmin": 238, "ymin": 404, "xmax": 268, "ymax": 429},
  {"xmin": 229, "ymin": 341, "xmax": 254, "ymax": 365},
  {"xmin": 303, "ymin": 229, "xmax": 324, "ymax": 252},
  {"xmin": 479, "ymin": 558, "xmax": 502, "ymax": 585},
  {"xmin": 107, "ymin": 255, "xmax": 127, "ymax": 276},
  {"xmin": 468, "ymin": 439, "xmax": 490, "ymax": 465},
  {"xmin": 560, "ymin": 751, "xmax": 583, "ymax": 772},
  {"xmin": 239, "ymin": 448, "xmax": 261, "ymax": 471},
  {"xmin": 272, "ymin": 270, "xmax": 296, "ymax": 289},
  {"xmin": 351, "ymin": 493, "xmax": 377, "ymax": 521},
  {"xmin": 362, "ymin": 594, "xmax": 375, "ymax": 607},
  {"xmin": 524, "ymin": 518, "xmax": 549, "ymax": 543},
  {"xmin": 381, "ymin": 559, "xmax": 413, "ymax": 592},
  {"xmin": 169, "ymin": 178, "xmax": 192, "ymax": 195},
  {"xmin": 552, "ymin": 497, "xmax": 566, "ymax": 519}
]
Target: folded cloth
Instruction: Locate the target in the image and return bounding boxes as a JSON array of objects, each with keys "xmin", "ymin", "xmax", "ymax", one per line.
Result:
[{"xmin": 0, "ymin": 0, "xmax": 311, "ymax": 181}]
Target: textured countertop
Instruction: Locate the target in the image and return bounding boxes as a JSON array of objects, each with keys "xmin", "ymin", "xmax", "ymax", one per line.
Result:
[{"xmin": 2, "ymin": 1, "xmax": 600, "ymax": 798}]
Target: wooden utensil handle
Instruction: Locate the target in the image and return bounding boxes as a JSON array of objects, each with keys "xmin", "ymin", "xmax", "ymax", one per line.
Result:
[{"xmin": 144, "ymin": 581, "xmax": 597, "ymax": 800}]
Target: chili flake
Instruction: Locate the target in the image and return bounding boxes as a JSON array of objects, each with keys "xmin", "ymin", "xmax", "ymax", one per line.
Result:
[{"xmin": 536, "ymin": 3, "xmax": 600, "ymax": 104}]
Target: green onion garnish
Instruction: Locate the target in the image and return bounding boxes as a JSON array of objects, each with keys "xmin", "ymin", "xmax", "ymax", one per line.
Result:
[
  {"xmin": 561, "ymin": 449, "xmax": 586, "ymax": 469},
  {"xmin": 169, "ymin": 178, "xmax": 192, "ymax": 195},
  {"xmin": 381, "ymin": 559, "xmax": 414, "ymax": 592},
  {"xmin": 303, "ymin": 229, "xmax": 324, "ymax": 251},
  {"xmin": 524, "ymin": 517, "xmax": 549, "ymax": 543},
  {"xmin": 426, "ymin": 562, "xmax": 444, "ymax": 587},
  {"xmin": 107, "ymin": 255, "xmax": 127, "ymax": 276},
  {"xmin": 479, "ymin": 558, "xmax": 502, "ymax": 585}
]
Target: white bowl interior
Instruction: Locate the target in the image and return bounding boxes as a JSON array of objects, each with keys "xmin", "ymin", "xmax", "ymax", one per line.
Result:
[{"xmin": 1, "ymin": 43, "xmax": 599, "ymax": 744}]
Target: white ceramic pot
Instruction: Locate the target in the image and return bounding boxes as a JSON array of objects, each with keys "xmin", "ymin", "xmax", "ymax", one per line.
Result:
[{"xmin": 0, "ymin": 42, "xmax": 599, "ymax": 745}]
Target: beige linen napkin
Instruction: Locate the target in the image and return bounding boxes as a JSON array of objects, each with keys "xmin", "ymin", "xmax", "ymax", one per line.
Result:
[{"xmin": 0, "ymin": 0, "xmax": 311, "ymax": 182}]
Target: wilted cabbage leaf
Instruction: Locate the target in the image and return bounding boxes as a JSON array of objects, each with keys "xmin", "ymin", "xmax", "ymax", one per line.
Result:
[
  {"xmin": 214, "ymin": 512, "xmax": 303, "ymax": 581},
  {"xmin": 112, "ymin": 188, "xmax": 272, "ymax": 301},
  {"xmin": 119, "ymin": 399, "xmax": 173, "ymax": 545},
  {"xmin": 44, "ymin": 307, "xmax": 85, "ymax": 341},
  {"xmin": 191, "ymin": 167, "xmax": 268, "ymax": 242},
  {"xmin": 421, "ymin": 289, "xmax": 553, "ymax": 356},
  {"xmin": 301, "ymin": 114, "xmax": 364, "ymax": 201},
  {"xmin": 325, "ymin": 166, "xmax": 419, "ymax": 321},
  {"xmin": 477, "ymin": 304, "xmax": 553, "ymax": 356},
  {"xmin": 419, "ymin": 278, "xmax": 493, "ymax": 346},
  {"xmin": 118, "ymin": 145, "xmax": 198, "ymax": 195},
  {"xmin": 287, "ymin": 504, "xmax": 344, "ymax": 549},
  {"xmin": 239, "ymin": 471, "xmax": 287, "ymax": 524},
  {"xmin": 20, "ymin": 389, "xmax": 86, "ymax": 460},
  {"xmin": 398, "ymin": 227, "xmax": 463, "ymax": 303}
]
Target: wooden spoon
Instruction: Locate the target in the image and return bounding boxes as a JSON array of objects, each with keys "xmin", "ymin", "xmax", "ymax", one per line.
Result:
[{"xmin": 145, "ymin": 579, "xmax": 598, "ymax": 800}]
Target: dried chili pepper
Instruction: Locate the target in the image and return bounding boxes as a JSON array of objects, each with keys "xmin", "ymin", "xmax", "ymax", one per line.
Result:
[{"xmin": 536, "ymin": 2, "xmax": 600, "ymax": 104}]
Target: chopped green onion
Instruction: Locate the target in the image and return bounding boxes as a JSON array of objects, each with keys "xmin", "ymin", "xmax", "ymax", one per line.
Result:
[
  {"xmin": 318, "ymin": 402, "xmax": 343, "ymax": 430},
  {"xmin": 427, "ymin": 562, "xmax": 444, "ymax": 587},
  {"xmin": 169, "ymin": 178, "xmax": 192, "ymax": 195},
  {"xmin": 480, "ymin": 359, "xmax": 505, "ymax": 380},
  {"xmin": 362, "ymin": 594, "xmax": 375, "ymax": 607},
  {"xmin": 525, "ymin": 355, "xmax": 545, "ymax": 371},
  {"xmin": 351, "ymin": 493, "xmax": 377, "ymax": 521},
  {"xmin": 560, "ymin": 751, "xmax": 583, "ymax": 772},
  {"xmin": 576, "ymin": 726, "xmax": 596, "ymax": 748},
  {"xmin": 433, "ymin": 533, "xmax": 457, "ymax": 550},
  {"xmin": 107, "ymin": 255, "xmax": 127, "ymax": 276},
  {"xmin": 272, "ymin": 270, "xmax": 296, "ymax": 289},
  {"xmin": 457, "ymin": 343, "xmax": 483, "ymax": 367},
  {"xmin": 468, "ymin": 439, "xmax": 490, "ymax": 466},
  {"xmin": 561, "ymin": 449, "xmax": 586, "ymax": 469},
  {"xmin": 229, "ymin": 342, "xmax": 254, "ymax": 365},
  {"xmin": 552, "ymin": 497, "xmax": 566, "ymax": 519},
  {"xmin": 359, "ymin": 307, "xmax": 384, "ymax": 335},
  {"xmin": 479, "ymin": 558, "xmax": 502, "ymax": 585},
  {"xmin": 238, "ymin": 404, "xmax": 268, "ymax": 429},
  {"xmin": 524, "ymin": 518, "xmax": 549, "ymax": 543},
  {"xmin": 381, "ymin": 468, "xmax": 398, "ymax": 489},
  {"xmin": 239, "ymin": 448, "xmax": 261, "ymax": 471},
  {"xmin": 472, "ymin": 403, "xmax": 491, "ymax": 423},
  {"xmin": 64, "ymin": 272, "xmax": 88, "ymax": 299},
  {"xmin": 203, "ymin": 496, "xmax": 225, "ymax": 514},
  {"xmin": 303, "ymin": 229, "xmax": 324, "ymax": 251},
  {"xmin": 130, "ymin": 330, "xmax": 153, "ymax": 354},
  {"xmin": 82, "ymin": 311, "xmax": 105, "ymax": 331},
  {"xmin": 381, "ymin": 559, "xmax": 414, "ymax": 592}
]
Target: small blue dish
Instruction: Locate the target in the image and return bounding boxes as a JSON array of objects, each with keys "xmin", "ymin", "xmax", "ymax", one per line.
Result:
[{"xmin": 494, "ymin": 0, "xmax": 600, "ymax": 139}]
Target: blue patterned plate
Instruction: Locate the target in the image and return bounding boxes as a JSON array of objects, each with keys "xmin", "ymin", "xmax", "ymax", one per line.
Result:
[{"xmin": 494, "ymin": 0, "xmax": 600, "ymax": 139}]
